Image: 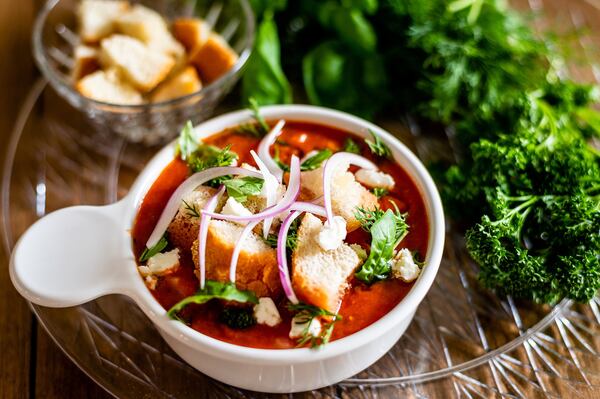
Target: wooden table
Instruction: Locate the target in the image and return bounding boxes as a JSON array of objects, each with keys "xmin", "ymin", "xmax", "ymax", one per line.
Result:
[{"xmin": 1, "ymin": 1, "xmax": 599, "ymax": 398}]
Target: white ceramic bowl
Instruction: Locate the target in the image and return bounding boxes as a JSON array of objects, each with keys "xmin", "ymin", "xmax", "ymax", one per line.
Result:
[{"xmin": 9, "ymin": 105, "xmax": 445, "ymax": 393}]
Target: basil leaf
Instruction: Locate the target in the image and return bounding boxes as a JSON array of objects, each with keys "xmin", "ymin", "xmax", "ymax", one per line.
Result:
[
  {"xmin": 354, "ymin": 209, "xmax": 409, "ymax": 284},
  {"xmin": 139, "ymin": 236, "xmax": 168, "ymax": 263},
  {"xmin": 168, "ymin": 281, "xmax": 258, "ymax": 319},
  {"xmin": 223, "ymin": 176, "xmax": 264, "ymax": 203},
  {"xmin": 301, "ymin": 149, "xmax": 332, "ymax": 171}
]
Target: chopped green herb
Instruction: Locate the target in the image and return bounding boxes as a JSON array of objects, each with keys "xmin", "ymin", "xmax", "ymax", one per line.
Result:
[
  {"xmin": 139, "ymin": 236, "xmax": 168, "ymax": 263},
  {"xmin": 301, "ymin": 149, "xmax": 332, "ymax": 171},
  {"xmin": 220, "ymin": 307, "xmax": 256, "ymax": 329},
  {"xmin": 354, "ymin": 208, "xmax": 409, "ymax": 284},
  {"xmin": 287, "ymin": 303, "xmax": 340, "ymax": 348},
  {"xmin": 236, "ymin": 98, "xmax": 271, "ymax": 137},
  {"xmin": 264, "ymin": 217, "xmax": 299, "ymax": 250},
  {"xmin": 222, "ymin": 176, "xmax": 265, "ymax": 203},
  {"xmin": 175, "ymin": 121, "xmax": 198, "ymax": 161},
  {"xmin": 168, "ymin": 281, "xmax": 258, "ymax": 320},
  {"xmin": 343, "ymin": 138, "xmax": 361, "ymax": 154},
  {"xmin": 273, "ymin": 146, "xmax": 290, "ymax": 172},
  {"xmin": 365, "ymin": 130, "xmax": 391, "ymax": 159},
  {"xmin": 182, "ymin": 199, "xmax": 201, "ymax": 218},
  {"xmin": 372, "ymin": 187, "xmax": 389, "ymax": 198}
]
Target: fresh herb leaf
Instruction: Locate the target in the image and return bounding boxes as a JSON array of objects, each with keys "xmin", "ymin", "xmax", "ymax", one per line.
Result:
[
  {"xmin": 372, "ymin": 187, "xmax": 389, "ymax": 198},
  {"xmin": 236, "ymin": 98, "xmax": 271, "ymax": 138},
  {"xmin": 354, "ymin": 208, "xmax": 409, "ymax": 283},
  {"xmin": 273, "ymin": 146, "xmax": 290, "ymax": 172},
  {"xmin": 168, "ymin": 281, "xmax": 258, "ymax": 320},
  {"xmin": 222, "ymin": 176, "xmax": 265, "ymax": 203},
  {"xmin": 343, "ymin": 138, "xmax": 361, "ymax": 154},
  {"xmin": 139, "ymin": 236, "xmax": 168, "ymax": 263},
  {"xmin": 300, "ymin": 149, "xmax": 332, "ymax": 171},
  {"xmin": 182, "ymin": 199, "xmax": 201, "ymax": 218},
  {"xmin": 176, "ymin": 121, "xmax": 198, "ymax": 161},
  {"xmin": 287, "ymin": 303, "xmax": 340, "ymax": 348},
  {"xmin": 365, "ymin": 130, "xmax": 391, "ymax": 159},
  {"xmin": 264, "ymin": 217, "xmax": 300, "ymax": 250},
  {"xmin": 220, "ymin": 307, "xmax": 256, "ymax": 329}
]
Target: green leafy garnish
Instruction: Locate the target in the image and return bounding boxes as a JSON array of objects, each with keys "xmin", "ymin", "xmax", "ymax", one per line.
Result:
[
  {"xmin": 220, "ymin": 307, "xmax": 256, "ymax": 329},
  {"xmin": 365, "ymin": 130, "xmax": 391, "ymax": 159},
  {"xmin": 301, "ymin": 149, "xmax": 332, "ymax": 171},
  {"xmin": 176, "ymin": 121, "xmax": 198, "ymax": 161},
  {"xmin": 354, "ymin": 208, "xmax": 409, "ymax": 284},
  {"xmin": 236, "ymin": 98, "xmax": 271, "ymax": 137},
  {"xmin": 372, "ymin": 187, "xmax": 389, "ymax": 198},
  {"xmin": 139, "ymin": 236, "xmax": 168, "ymax": 263},
  {"xmin": 182, "ymin": 199, "xmax": 201, "ymax": 218},
  {"xmin": 273, "ymin": 146, "xmax": 290, "ymax": 172},
  {"xmin": 287, "ymin": 303, "xmax": 340, "ymax": 348},
  {"xmin": 343, "ymin": 138, "xmax": 361, "ymax": 154},
  {"xmin": 222, "ymin": 176, "xmax": 265, "ymax": 203},
  {"xmin": 168, "ymin": 281, "xmax": 258, "ymax": 320},
  {"xmin": 264, "ymin": 217, "xmax": 299, "ymax": 250}
]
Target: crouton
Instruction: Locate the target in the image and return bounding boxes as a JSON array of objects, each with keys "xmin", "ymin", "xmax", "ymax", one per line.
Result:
[
  {"xmin": 100, "ymin": 34, "xmax": 175, "ymax": 92},
  {"xmin": 71, "ymin": 45, "xmax": 100, "ymax": 81},
  {"xmin": 292, "ymin": 213, "xmax": 361, "ymax": 312},
  {"xmin": 77, "ymin": 0, "xmax": 129, "ymax": 43},
  {"xmin": 76, "ymin": 69, "xmax": 142, "ymax": 105},
  {"xmin": 167, "ymin": 186, "xmax": 218, "ymax": 251},
  {"xmin": 300, "ymin": 165, "xmax": 378, "ymax": 231},
  {"xmin": 151, "ymin": 66, "xmax": 202, "ymax": 102},
  {"xmin": 191, "ymin": 220, "xmax": 281, "ymax": 298},
  {"xmin": 116, "ymin": 4, "xmax": 185, "ymax": 58},
  {"xmin": 172, "ymin": 17, "xmax": 211, "ymax": 52},
  {"xmin": 189, "ymin": 33, "xmax": 238, "ymax": 83}
]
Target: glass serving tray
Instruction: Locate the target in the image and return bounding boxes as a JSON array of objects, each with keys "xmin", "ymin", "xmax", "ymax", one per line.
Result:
[{"xmin": 3, "ymin": 1, "xmax": 600, "ymax": 397}]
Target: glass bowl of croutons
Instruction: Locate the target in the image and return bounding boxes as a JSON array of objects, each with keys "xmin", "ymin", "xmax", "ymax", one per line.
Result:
[{"xmin": 33, "ymin": 0, "xmax": 254, "ymax": 145}]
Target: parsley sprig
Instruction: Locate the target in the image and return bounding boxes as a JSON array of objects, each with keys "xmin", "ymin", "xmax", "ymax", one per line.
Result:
[
  {"xmin": 365, "ymin": 130, "xmax": 391, "ymax": 159},
  {"xmin": 236, "ymin": 98, "xmax": 270, "ymax": 138},
  {"xmin": 139, "ymin": 236, "xmax": 168, "ymax": 262}
]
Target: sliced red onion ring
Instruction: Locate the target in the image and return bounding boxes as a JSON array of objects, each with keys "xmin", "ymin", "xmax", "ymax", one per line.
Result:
[
  {"xmin": 198, "ymin": 186, "xmax": 226, "ymax": 289},
  {"xmin": 250, "ymin": 150, "xmax": 279, "ymax": 239},
  {"xmin": 276, "ymin": 201, "xmax": 327, "ymax": 304},
  {"xmin": 145, "ymin": 166, "xmax": 262, "ymax": 248},
  {"xmin": 229, "ymin": 220, "xmax": 260, "ymax": 283},
  {"xmin": 322, "ymin": 152, "xmax": 377, "ymax": 223},
  {"xmin": 257, "ymin": 120, "xmax": 285, "ymax": 183},
  {"xmin": 202, "ymin": 155, "xmax": 301, "ymax": 223}
]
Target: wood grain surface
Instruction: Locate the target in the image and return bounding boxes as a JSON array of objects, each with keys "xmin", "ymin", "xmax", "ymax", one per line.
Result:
[{"xmin": 0, "ymin": 1, "xmax": 598, "ymax": 399}]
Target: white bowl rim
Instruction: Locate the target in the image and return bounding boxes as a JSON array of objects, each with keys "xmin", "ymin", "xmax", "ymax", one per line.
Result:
[{"xmin": 124, "ymin": 104, "xmax": 446, "ymax": 363}]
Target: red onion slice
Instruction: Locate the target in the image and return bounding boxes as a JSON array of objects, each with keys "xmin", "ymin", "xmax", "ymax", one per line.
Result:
[
  {"xmin": 276, "ymin": 201, "xmax": 327, "ymax": 304},
  {"xmin": 250, "ymin": 150, "xmax": 279, "ymax": 239},
  {"xmin": 229, "ymin": 220, "xmax": 261, "ymax": 283},
  {"xmin": 198, "ymin": 186, "xmax": 226, "ymax": 289},
  {"xmin": 145, "ymin": 166, "xmax": 262, "ymax": 248},
  {"xmin": 322, "ymin": 152, "xmax": 377, "ymax": 223},
  {"xmin": 202, "ymin": 155, "xmax": 301, "ymax": 223},
  {"xmin": 257, "ymin": 120, "xmax": 285, "ymax": 183}
]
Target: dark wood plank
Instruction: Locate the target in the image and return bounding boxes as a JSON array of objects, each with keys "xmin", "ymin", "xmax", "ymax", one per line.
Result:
[{"xmin": 0, "ymin": 1, "xmax": 36, "ymax": 398}]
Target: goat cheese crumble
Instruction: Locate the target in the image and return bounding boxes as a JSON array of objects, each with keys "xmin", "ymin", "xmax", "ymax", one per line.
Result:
[
  {"xmin": 355, "ymin": 169, "xmax": 395, "ymax": 190},
  {"xmin": 317, "ymin": 216, "xmax": 347, "ymax": 251},
  {"xmin": 221, "ymin": 197, "xmax": 253, "ymax": 225},
  {"xmin": 391, "ymin": 248, "xmax": 421, "ymax": 282},
  {"xmin": 253, "ymin": 297, "xmax": 282, "ymax": 327},
  {"xmin": 289, "ymin": 315, "xmax": 322, "ymax": 339}
]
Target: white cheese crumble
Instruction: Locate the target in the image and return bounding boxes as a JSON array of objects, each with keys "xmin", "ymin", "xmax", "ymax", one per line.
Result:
[
  {"xmin": 141, "ymin": 249, "xmax": 180, "ymax": 276},
  {"xmin": 317, "ymin": 216, "xmax": 347, "ymax": 251},
  {"xmin": 355, "ymin": 169, "xmax": 395, "ymax": 190},
  {"xmin": 253, "ymin": 297, "xmax": 282, "ymax": 327},
  {"xmin": 221, "ymin": 197, "xmax": 253, "ymax": 225},
  {"xmin": 350, "ymin": 244, "xmax": 368, "ymax": 261},
  {"xmin": 289, "ymin": 315, "xmax": 322, "ymax": 339},
  {"xmin": 391, "ymin": 248, "xmax": 421, "ymax": 282}
]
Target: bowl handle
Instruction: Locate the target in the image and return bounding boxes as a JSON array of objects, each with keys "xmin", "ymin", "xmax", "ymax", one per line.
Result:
[{"xmin": 9, "ymin": 199, "xmax": 137, "ymax": 308}]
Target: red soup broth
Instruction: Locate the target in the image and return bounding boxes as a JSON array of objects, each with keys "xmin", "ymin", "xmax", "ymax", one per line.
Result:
[{"xmin": 132, "ymin": 121, "xmax": 429, "ymax": 349}]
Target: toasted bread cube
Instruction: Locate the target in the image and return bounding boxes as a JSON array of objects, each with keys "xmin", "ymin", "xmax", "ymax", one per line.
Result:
[
  {"xmin": 167, "ymin": 186, "xmax": 218, "ymax": 251},
  {"xmin": 292, "ymin": 213, "xmax": 361, "ymax": 312},
  {"xmin": 189, "ymin": 33, "xmax": 238, "ymax": 83},
  {"xmin": 100, "ymin": 34, "xmax": 175, "ymax": 92},
  {"xmin": 71, "ymin": 45, "xmax": 100, "ymax": 81},
  {"xmin": 172, "ymin": 17, "xmax": 211, "ymax": 52},
  {"xmin": 77, "ymin": 0, "xmax": 129, "ymax": 43},
  {"xmin": 191, "ymin": 220, "xmax": 281, "ymax": 298},
  {"xmin": 116, "ymin": 4, "xmax": 185, "ymax": 58},
  {"xmin": 300, "ymin": 165, "xmax": 378, "ymax": 231},
  {"xmin": 151, "ymin": 66, "xmax": 202, "ymax": 102},
  {"xmin": 76, "ymin": 69, "xmax": 142, "ymax": 105}
]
